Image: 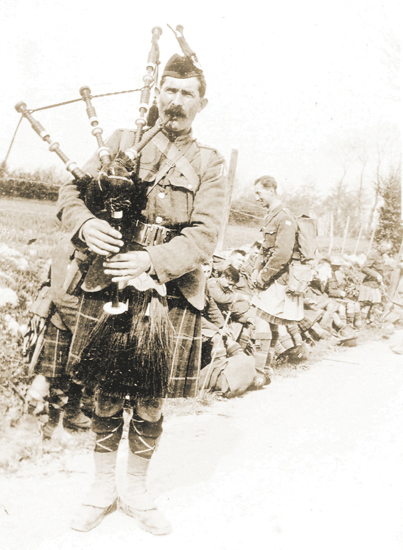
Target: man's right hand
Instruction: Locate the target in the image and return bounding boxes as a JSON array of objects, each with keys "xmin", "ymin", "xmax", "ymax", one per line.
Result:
[
  {"xmin": 219, "ymin": 325, "xmax": 233, "ymax": 339},
  {"xmin": 81, "ymin": 219, "xmax": 124, "ymax": 256}
]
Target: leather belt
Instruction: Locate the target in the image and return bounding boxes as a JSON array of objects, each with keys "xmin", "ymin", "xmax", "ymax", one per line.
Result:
[{"xmin": 127, "ymin": 220, "xmax": 179, "ymax": 247}]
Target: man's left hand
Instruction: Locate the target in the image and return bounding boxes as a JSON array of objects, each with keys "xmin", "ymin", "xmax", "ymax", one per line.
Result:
[{"xmin": 103, "ymin": 251, "xmax": 152, "ymax": 283}]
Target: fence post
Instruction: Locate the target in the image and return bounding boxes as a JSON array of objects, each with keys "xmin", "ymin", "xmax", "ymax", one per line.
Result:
[
  {"xmin": 368, "ymin": 225, "xmax": 376, "ymax": 252},
  {"xmin": 217, "ymin": 149, "xmax": 238, "ymax": 251},
  {"xmin": 328, "ymin": 212, "xmax": 334, "ymax": 256},
  {"xmin": 354, "ymin": 224, "xmax": 363, "ymax": 255},
  {"xmin": 341, "ymin": 216, "xmax": 350, "ymax": 255}
]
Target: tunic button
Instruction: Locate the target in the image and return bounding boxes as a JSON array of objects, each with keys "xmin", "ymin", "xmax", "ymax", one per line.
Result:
[
  {"xmin": 158, "ymin": 192, "xmax": 165, "ymax": 199},
  {"xmin": 155, "ymin": 216, "xmax": 163, "ymax": 224}
]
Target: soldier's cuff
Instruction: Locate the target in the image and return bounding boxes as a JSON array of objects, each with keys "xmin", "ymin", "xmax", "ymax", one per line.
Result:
[
  {"xmin": 145, "ymin": 246, "xmax": 163, "ymax": 282},
  {"xmin": 260, "ymin": 265, "xmax": 277, "ymax": 283},
  {"xmin": 71, "ymin": 216, "xmax": 96, "ymax": 250}
]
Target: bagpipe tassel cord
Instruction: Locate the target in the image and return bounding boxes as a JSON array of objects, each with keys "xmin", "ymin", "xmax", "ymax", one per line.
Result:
[{"xmin": 72, "ymin": 289, "xmax": 173, "ymax": 398}]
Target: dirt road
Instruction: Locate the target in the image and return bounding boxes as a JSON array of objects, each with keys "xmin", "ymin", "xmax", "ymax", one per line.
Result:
[{"xmin": 1, "ymin": 331, "xmax": 403, "ymax": 550}]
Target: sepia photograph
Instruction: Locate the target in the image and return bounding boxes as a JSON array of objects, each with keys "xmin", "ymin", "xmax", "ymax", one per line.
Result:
[{"xmin": 0, "ymin": 1, "xmax": 402, "ymax": 549}]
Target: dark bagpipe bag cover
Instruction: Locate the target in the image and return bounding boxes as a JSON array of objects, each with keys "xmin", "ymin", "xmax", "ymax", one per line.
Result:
[
  {"xmin": 69, "ymin": 283, "xmax": 173, "ymax": 399},
  {"xmin": 68, "ymin": 170, "xmax": 173, "ymax": 398}
]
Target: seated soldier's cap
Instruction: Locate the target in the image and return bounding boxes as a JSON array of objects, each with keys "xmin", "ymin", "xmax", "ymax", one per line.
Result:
[
  {"xmin": 213, "ymin": 249, "xmax": 226, "ymax": 260},
  {"xmin": 162, "ymin": 54, "xmax": 203, "ymax": 79},
  {"xmin": 330, "ymin": 255, "xmax": 348, "ymax": 267},
  {"xmin": 318, "ymin": 256, "xmax": 331, "ymax": 265}
]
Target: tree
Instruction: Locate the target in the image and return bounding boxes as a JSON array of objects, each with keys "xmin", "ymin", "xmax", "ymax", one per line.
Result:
[
  {"xmin": 322, "ymin": 184, "xmax": 360, "ymax": 236},
  {"xmin": 375, "ymin": 166, "xmax": 403, "ymax": 254},
  {"xmin": 281, "ymin": 181, "xmax": 321, "ymax": 217}
]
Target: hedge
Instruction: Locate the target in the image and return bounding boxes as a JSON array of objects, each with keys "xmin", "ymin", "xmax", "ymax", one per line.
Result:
[{"xmin": 0, "ymin": 178, "xmax": 59, "ymax": 202}]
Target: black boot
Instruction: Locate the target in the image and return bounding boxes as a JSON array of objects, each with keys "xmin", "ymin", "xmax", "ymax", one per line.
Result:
[
  {"xmin": 63, "ymin": 382, "xmax": 91, "ymax": 430},
  {"xmin": 42, "ymin": 405, "xmax": 61, "ymax": 440}
]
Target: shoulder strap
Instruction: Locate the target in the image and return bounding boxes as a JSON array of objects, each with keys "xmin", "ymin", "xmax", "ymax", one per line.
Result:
[
  {"xmin": 175, "ymin": 143, "xmax": 200, "ymax": 189},
  {"xmin": 151, "ymin": 133, "xmax": 201, "ymax": 190}
]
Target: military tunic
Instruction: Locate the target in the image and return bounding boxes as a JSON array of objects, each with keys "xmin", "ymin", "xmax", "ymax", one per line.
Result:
[
  {"xmin": 251, "ymin": 202, "xmax": 304, "ymax": 322},
  {"xmin": 59, "ymin": 126, "xmax": 226, "ymax": 310}
]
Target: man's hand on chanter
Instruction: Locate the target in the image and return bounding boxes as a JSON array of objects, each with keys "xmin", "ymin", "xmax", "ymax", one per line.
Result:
[
  {"xmin": 103, "ymin": 250, "xmax": 152, "ymax": 283},
  {"xmin": 81, "ymin": 219, "xmax": 124, "ymax": 255}
]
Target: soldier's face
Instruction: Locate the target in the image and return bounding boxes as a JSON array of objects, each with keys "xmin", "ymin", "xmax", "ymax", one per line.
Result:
[
  {"xmin": 230, "ymin": 253, "xmax": 244, "ymax": 271},
  {"xmin": 254, "ymin": 182, "xmax": 275, "ymax": 207},
  {"xmin": 220, "ymin": 276, "xmax": 231, "ymax": 289},
  {"xmin": 202, "ymin": 263, "xmax": 212, "ymax": 278},
  {"xmin": 158, "ymin": 76, "xmax": 208, "ymax": 134},
  {"xmin": 379, "ymin": 240, "xmax": 392, "ymax": 254}
]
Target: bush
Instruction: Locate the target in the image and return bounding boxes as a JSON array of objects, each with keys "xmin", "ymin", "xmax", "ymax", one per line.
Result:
[
  {"xmin": 0, "ymin": 178, "xmax": 59, "ymax": 201},
  {"xmin": 0, "ymin": 203, "xmax": 63, "ymax": 432}
]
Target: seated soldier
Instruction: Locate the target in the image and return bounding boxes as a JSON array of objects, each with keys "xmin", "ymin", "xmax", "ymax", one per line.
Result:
[
  {"xmin": 201, "ymin": 262, "xmax": 263, "ymax": 391},
  {"xmin": 231, "ymin": 250, "xmax": 255, "ymax": 298},
  {"xmin": 208, "ymin": 267, "xmax": 254, "ymax": 326},
  {"xmin": 201, "ymin": 262, "xmax": 233, "ymax": 366},
  {"xmin": 228, "ymin": 249, "xmax": 247, "ymax": 272},
  {"xmin": 208, "ymin": 266, "xmax": 272, "ymax": 384},
  {"xmin": 359, "ymin": 239, "xmax": 392, "ymax": 324},
  {"xmin": 208, "ymin": 266, "xmax": 254, "ymax": 350},
  {"xmin": 212, "ymin": 248, "xmax": 248, "ymax": 278}
]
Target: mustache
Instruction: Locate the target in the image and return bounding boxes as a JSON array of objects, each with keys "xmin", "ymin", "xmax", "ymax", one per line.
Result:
[{"xmin": 164, "ymin": 105, "xmax": 186, "ymax": 119}]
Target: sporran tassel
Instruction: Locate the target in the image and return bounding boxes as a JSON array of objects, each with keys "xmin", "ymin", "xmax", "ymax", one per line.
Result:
[{"xmin": 71, "ymin": 288, "xmax": 173, "ymax": 398}]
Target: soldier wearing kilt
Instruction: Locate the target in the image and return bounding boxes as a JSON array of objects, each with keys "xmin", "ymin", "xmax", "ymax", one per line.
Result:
[
  {"xmin": 358, "ymin": 239, "xmax": 392, "ymax": 322},
  {"xmin": 52, "ymin": 55, "xmax": 226, "ymax": 534},
  {"xmin": 250, "ymin": 176, "xmax": 304, "ymax": 380}
]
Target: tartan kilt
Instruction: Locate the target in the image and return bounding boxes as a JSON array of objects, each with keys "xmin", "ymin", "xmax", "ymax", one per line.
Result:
[
  {"xmin": 254, "ymin": 307, "xmax": 291, "ymax": 326},
  {"xmin": 66, "ymin": 284, "xmax": 201, "ymax": 399},
  {"xmin": 35, "ymin": 322, "xmax": 72, "ymax": 379},
  {"xmin": 358, "ymin": 284, "xmax": 382, "ymax": 304},
  {"xmin": 298, "ymin": 308, "xmax": 323, "ymax": 332}
]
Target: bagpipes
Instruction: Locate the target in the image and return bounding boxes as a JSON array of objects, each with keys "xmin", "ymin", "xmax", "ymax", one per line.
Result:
[{"xmin": 16, "ymin": 26, "xmax": 197, "ymax": 398}]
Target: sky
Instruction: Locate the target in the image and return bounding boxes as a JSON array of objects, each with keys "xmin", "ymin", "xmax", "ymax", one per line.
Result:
[{"xmin": 0, "ymin": 0, "xmax": 400, "ymax": 199}]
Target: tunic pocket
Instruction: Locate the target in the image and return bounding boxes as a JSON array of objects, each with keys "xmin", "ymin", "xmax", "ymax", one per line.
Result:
[
  {"xmin": 263, "ymin": 229, "xmax": 277, "ymax": 248},
  {"xmin": 167, "ymin": 174, "xmax": 196, "ymax": 194}
]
